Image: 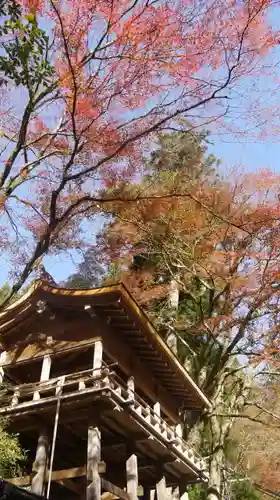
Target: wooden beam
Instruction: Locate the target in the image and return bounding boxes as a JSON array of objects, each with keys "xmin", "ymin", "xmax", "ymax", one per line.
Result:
[
  {"xmin": 53, "ymin": 466, "xmax": 86, "ymax": 480},
  {"xmin": 102, "ymin": 457, "xmax": 177, "ymax": 479},
  {"xmin": 87, "ymin": 426, "xmax": 101, "ymax": 500},
  {"xmin": 101, "ymin": 478, "xmax": 130, "ymax": 500},
  {"xmin": 126, "ymin": 454, "xmax": 138, "ymax": 500},
  {"xmin": 1, "ymin": 336, "xmax": 101, "ymax": 368},
  {"xmin": 31, "ymin": 428, "xmax": 48, "ymax": 496},
  {"xmin": 6, "ymin": 477, "xmax": 32, "ymax": 487},
  {"xmin": 6, "ymin": 463, "xmax": 106, "ymax": 487},
  {"xmin": 101, "ymin": 493, "xmax": 118, "ymax": 500},
  {"xmin": 57, "ymin": 478, "xmax": 82, "ymax": 495}
]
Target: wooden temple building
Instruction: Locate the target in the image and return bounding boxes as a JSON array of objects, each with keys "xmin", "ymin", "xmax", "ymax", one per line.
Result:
[{"xmin": 0, "ymin": 282, "xmax": 210, "ymax": 500}]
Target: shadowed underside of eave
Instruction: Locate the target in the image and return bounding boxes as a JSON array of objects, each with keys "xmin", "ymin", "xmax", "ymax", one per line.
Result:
[{"xmin": 0, "ymin": 281, "xmax": 210, "ymax": 411}]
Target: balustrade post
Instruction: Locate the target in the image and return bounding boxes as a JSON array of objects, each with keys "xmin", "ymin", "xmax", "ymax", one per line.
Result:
[
  {"xmin": 79, "ymin": 379, "xmax": 86, "ymax": 390},
  {"xmin": 127, "ymin": 376, "xmax": 135, "ymax": 403},
  {"xmin": 175, "ymin": 423, "xmax": 184, "ymax": 452},
  {"xmin": 153, "ymin": 402, "xmax": 161, "ymax": 432},
  {"xmin": 56, "ymin": 375, "xmax": 65, "ymax": 396},
  {"xmin": 175, "ymin": 423, "xmax": 183, "ymax": 438},
  {"xmin": 161, "ymin": 420, "xmax": 168, "ymax": 439},
  {"xmin": 11, "ymin": 389, "xmax": 20, "ymax": 406},
  {"xmin": 145, "ymin": 406, "xmax": 151, "ymax": 424}
]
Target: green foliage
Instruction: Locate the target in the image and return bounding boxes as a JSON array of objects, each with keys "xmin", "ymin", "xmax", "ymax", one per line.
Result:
[
  {"xmin": 147, "ymin": 127, "xmax": 220, "ymax": 180},
  {"xmin": 231, "ymin": 481, "xmax": 261, "ymax": 500},
  {"xmin": 188, "ymin": 484, "xmax": 207, "ymax": 500},
  {"xmin": 0, "ymin": 419, "xmax": 25, "ymax": 478},
  {"xmin": 0, "ymin": 1, "xmax": 54, "ymax": 93},
  {"xmin": 187, "ymin": 481, "xmax": 261, "ymax": 500},
  {"xmin": 64, "ymin": 274, "xmax": 96, "ymax": 290},
  {"xmin": 0, "ymin": 283, "xmax": 28, "ymax": 307},
  {"xmin": 0, "ymin": 284, "xmax": 12, "ymax": 306}
]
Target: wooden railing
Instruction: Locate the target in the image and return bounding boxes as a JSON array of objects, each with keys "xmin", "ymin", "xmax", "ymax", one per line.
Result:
[
  {"xmin": 0, "ymin": 366, "xmax": 207, "ymax": 476},
  {"xmin": 0, "ymin": 365, "xmax": 110, "ymax": 406},
  {"xmin": 108, "ymin": 374, "xmax": 206, "ymax": 471}
]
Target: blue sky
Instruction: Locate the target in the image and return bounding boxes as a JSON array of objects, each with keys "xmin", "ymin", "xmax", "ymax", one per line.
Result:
[{"xmin": 210, "ymin": 138, "xmax": 280, "ymax": 173}]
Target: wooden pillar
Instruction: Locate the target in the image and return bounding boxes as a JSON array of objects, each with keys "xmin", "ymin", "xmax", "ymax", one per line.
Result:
[
  {"xmin": 93, "ymin": 341, "xmax": 103, "ymax": 377},
  {"xmin": 156, "ymin": 476, "xmax": 167, "ymax": 500},
  {"xmin": 87, "ymin": 426, "xmax": 101, "ymax": 500},
  {"xmin": 31, "ymin": 429, "xmax": 49, "ymax": 496},
  {"xmin": 34, "ymin": 353, "xmax": 52, "ymax": 401},
  {"xmin": 41, "ymin": 354, "xmax": 52, "ymax": 381},
  {"xmin": 126, "ymin": 454, "xmax": 138, "ymax": 500}
]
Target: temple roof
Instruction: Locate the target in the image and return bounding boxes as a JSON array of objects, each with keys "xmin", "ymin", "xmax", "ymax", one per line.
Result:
[{"xmin": 0, "ymin": 281, "xmax": 210, "ymax": 411}]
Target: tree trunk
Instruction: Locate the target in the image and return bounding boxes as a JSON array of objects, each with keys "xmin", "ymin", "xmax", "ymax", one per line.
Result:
[
  {"xmin": 207, "ymin": 448, "xmax": 224, "ymax": 500},
  {"xmin": 166, "ymin": 277, "xmax": 179, "ymax": 354},
  {"xmin": 205, "ymin": 411, "xmax": 227, "ymax": 500}
]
